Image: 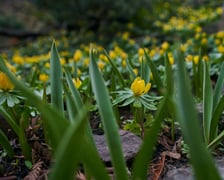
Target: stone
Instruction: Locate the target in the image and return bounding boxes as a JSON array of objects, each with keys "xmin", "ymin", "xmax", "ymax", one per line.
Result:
[
  {"xmin": 163, "ymin": 157, "xmax": 224, "ymax": 180},
  {"xmin": 93, "ymin": 130, "xmax": 142, "ymax": 163}
]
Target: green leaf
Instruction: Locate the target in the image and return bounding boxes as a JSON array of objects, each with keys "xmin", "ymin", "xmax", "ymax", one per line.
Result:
[
  {"xmin": 210, "ymin": 95, "xmax": 224, "ymax": 143},
  {"xmin": 139, "ymin": 98, "xmax": 157, "ymax": 110},
  {"xmin": 208, "ymin": 129, "xmax": 224, "ymax": 150},
  {"xmin": 64, "ymin": 70, "xmax": 94, "ymax": 142},
  {"xmin": 0, "ymin": 129, "xmax": 14, "ymax": 157},
  {"xmin": 132, "ymin": 93, "xmax": 169, "ymax": 179},
  {"xmin": 203, "ymin": 61, "xmax": 213, "ymax": 144},
  {"xmin": 81, "ymin": 136, "xmax": 110, "ymax": 180},
  {"xmin": 141, "ymin": 55, "xmax": 150, "ymax": 83},
  {"xmin": 173, "ymin": 49, "xmax": 221, "ymax": 180},
  {"xmin": 119, "ymin": 96, "xmax": 135, "ymax": 107},
  {"xmin": 49, "ymin": 107, "xmax": 88, "ymax": 180},
  {"xmin": 65, "ymin": 70, "xmax": 83, "ymax": 108},
  {"xmin": 19, "ymin": 112, "xmax": 31, "ymax": 160},
  {"xmin": 89, "ymin": 49, "xmax": 128, "ymax": 180},
  {"xmin": 63, "ymin": 82, "xmax": 78, "ymax": 123},
  {"xmin": 112, "ymin": 93, "xmax": 133, "ymax": 105},
  {"xmin": 213, "ymin": 63, "xmax": 224, "ymax": 110},
  {"xmin": 144, "ymin": 49, "xmax": 164, "ymax": 94},
  {"xmin": 50, "ymin": 41, "xmax": 63, "ymax": 112},
  {"xmin": 0, "ymin": 106, "xmax": 19, "ymax": 135},
  {"xmin": 0, "ymin": 93, "xmax": 6, "ymax": 105},
  {"xmin": 126, "ymin": 58, "xmax": 137, "ymax": 79},
  {"xmin": 133, "ymin": 98, "xmax": 142, "ymax": 108},
  {"xmin": 104, "ymin": 49, "xmax": 126, "ymax": 88},
  {"xmin": 0, "ymin": 57, "xmax": 68, "ymax": 151},
  {"xmin": 50, "ymin": 106, "xmax": 110, "ymax": 180}
]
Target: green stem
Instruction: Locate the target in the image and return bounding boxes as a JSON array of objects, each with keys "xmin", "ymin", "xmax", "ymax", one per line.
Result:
[{"xmin": 135, "ymin": 107, "xmax": 144, "ymax": 137}]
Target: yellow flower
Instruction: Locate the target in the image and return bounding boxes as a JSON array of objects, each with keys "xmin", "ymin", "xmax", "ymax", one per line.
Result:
[
  {"xmin": 218, "ymin": 45, "xmax": 224, "ymax": 54},
  {"xmin": 109, "ymin": 51, "xmax": 116, "ymax": 59},
  {"xmin": 193, "ymin": 55, "xmax": 199, "ymax": 64},
  {"xmin": 122, "ymin": 60, "xmax": 126, "ymax": 67},
  {"xmin": 39, "ymin": 74, "xmax": 49, "ymax": 83},
  {"xmin": 201, "ymin": 38, "xmax": 207, "ymax": 45},
  {"xmin": 73, "ymin": 50, "xmax": 82, "ymax": 62},
  {"xmin": 161, "ymin": 41, "xmax": 169, "ymax": 50},
  {"xmin": 185, "ymin": 54, "xmax": 193, "ymax": 62},
  {"xmin": 168, "ymin": 53, "xmax": 174, "ymax": 65},
  {"xmin": 0, "ymin": 72, "xmax": 14, "ymax": 91},
  {"xmin": 98, "ymin": 61, "xmax": 105, "ymax": 70},
  {"xmin": 202, "ymin": 55, "xmax": 209, "ymax": 62},
  {"xmin": 6, "ymin": 63, "xmax": 16, "ymax": 73},
  {"xmin": 138, "ymin": 48, "xmax": 144, "ymax": 57},
  {"xmin": 131, "ymin": 77, "xmax": 151, "ymax": 96},
  {"xmin": 72, "ymin": 78, "xmax": 82, "ymax": 89},
  {"xmin": 45, "ymin": 62, "xmax": 50, "ymax": 68}
]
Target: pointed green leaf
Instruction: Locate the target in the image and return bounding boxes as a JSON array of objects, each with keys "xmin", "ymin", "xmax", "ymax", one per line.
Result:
[
  {"xmin": 173, "ymin": 49, "xmax": 221, "ymax": 180},
  {"xmin": 0, "ymin": 130, "xmax": 14, "ymax": 157},
  {"xmin": 50, "ymin": 42, "xmax": 63, "ymax": 112},
  {"xmin": 89, "ymin": 49, "xmax": 128, "ymax": 180},
  {"xmin": 203, "ymin": 61, "xmax": 213, "ymax": 143}
]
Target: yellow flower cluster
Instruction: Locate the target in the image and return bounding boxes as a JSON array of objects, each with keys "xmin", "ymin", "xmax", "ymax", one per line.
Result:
[
  {"xmin": 131, "ymin": 77, "xmax": 151, "ymax": 96},
  {"xmin": 0, "ymin": 72, "xmax": 14, "ymax": 91}
]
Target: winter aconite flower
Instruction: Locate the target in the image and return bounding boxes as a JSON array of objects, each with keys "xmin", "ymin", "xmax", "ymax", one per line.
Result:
[
  {"xmin": 131, "ymin": 77, "xmax": 151, "ymax": 96},
  {"xmin": 0, "ymin": 72, "xmax": 14, "ymax": 91},
  {"xmin": 113, "ymin": 77, "xmax": 162, "ymax": 110}
]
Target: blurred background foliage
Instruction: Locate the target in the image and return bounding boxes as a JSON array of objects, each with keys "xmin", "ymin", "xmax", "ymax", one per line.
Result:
[
  {"xmin": 0, "ymin": 0, "xmax": 223, "ymax": 49},
  {"xmin": 30, "ymin": 0, "xmax": 223, "ymax": 32}
]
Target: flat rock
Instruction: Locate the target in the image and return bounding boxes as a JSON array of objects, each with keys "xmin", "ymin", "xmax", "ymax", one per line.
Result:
[
  {"xmin": 163, "ymin": 157, "xmax": 224, "ymax": 180},
  {"xmin": 93, "ymin": 130, "xmax": 142, "ymax": 162}
]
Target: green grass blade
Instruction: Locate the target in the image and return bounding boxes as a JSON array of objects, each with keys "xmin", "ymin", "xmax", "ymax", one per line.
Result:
[
  {"xmin": 0, "ymin": 57, "xmax": 68, "ymax": 150},
  {"xmin": 126, "ymin": 58, "xmax": 137, "ymax": 79},
  {"xmin": 0, "ymin": 129, "xmax": 14, "ymax": 157},
  {"xmin": 203, "ymin": 61, "xmax": 213, "ymax": 143},
  {"xmin": 63, "ymin": 82, "xmax": 77, "ymax": 123},
  {"xmin": 132, "ymin": 94, "xmax": 169, "ymax": 179},
  {"xmin": 64, "ymin": 70, "xmax": 94, "ymax": 140},
  {"xmin": 89, "ymin": 49, "xmax": 128, "ymax": 180},
  {"xmin": 104, "ymin": 49, "xmax": 126, "ymax": 87},
  {"xmin": 65, "ymin": 70, "xmax": 83, "ymax": 108},
  {"xmin": 132, "ymin": 53, "xmax": 173, "ymax": 179},
  {"xmin": 81, "ymin": 136, "xmax": 110, "ymax": 180},
  {"xmin": 49, "ymin": 107, "xmax": 88, "ymax": 180},
  {"xmin": 210, "ymin": 95, "xmax": 224, "ymax": 142},
  {"xmin": 141, "ymin": 56, "xmax": 150, "ymax": 83},
  {"xmin": 174, "ymin": 49, "xmax": 221, "ymax": 180},
  {"xmin": 0, "ymin": 106, "xmax": 19, "ymax": 135},
  {"xmin": 19, "ymin": 126, "xmax": 31, "ymax": 160},
  {"xmin": 50, "ymin": 41, "xmax": 63, "ymax": 112},
  {"xmin": 144, "ymin": 49, "xmax": 164, "ymax": 94},
  {"xmin": 208, "ymin": 129, "xmax": 224, "ymax": 149},
  {"xmin": 50, "ymin": 106, "xmax": 109, "ymax": 180},
  {"xmin": 213, "ymin": 63, "xmax": 224, "ymax": 110}
]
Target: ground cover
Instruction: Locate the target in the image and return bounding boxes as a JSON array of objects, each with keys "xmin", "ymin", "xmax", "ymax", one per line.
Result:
[{"xmin": 0, "ymin": 0, "xmax": 224, "ymax": 179}]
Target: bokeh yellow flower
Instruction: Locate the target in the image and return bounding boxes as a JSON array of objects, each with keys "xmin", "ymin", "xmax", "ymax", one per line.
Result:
[
  {"xmin": 98, "ymin": 61, "xmax": 105, "ymax": 70},
  {"xmin": 73, "ymin": 49, "xmax": 82, "ymax": 62},
  {"xmin": 168, "ymin": 53, "xmax": 174, "ymax": 65},
  {"xmin": 0, "ymin": 72, "xmax": 14, "ymax": 91},
  {"xmin": 39, "ymin": 74, "xmax": 49, "ymax": 83},
  {"xmin": 138, "ymin": 48, "xmax": 144, "ymax": 57},
  {"xmin": 218, "ymin": 45, "xmax": 224, "ymax": 54},
  {"xmin": 72, "ymin": 78, "xmax": 82, "ymax": 89},
  {"xmin": 131, "ymin": 77, "xmax": 151, "ymax": 96},
  {"xmin": 193, "ymin": 55, "xmax": 200, "ymax": 64}
]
